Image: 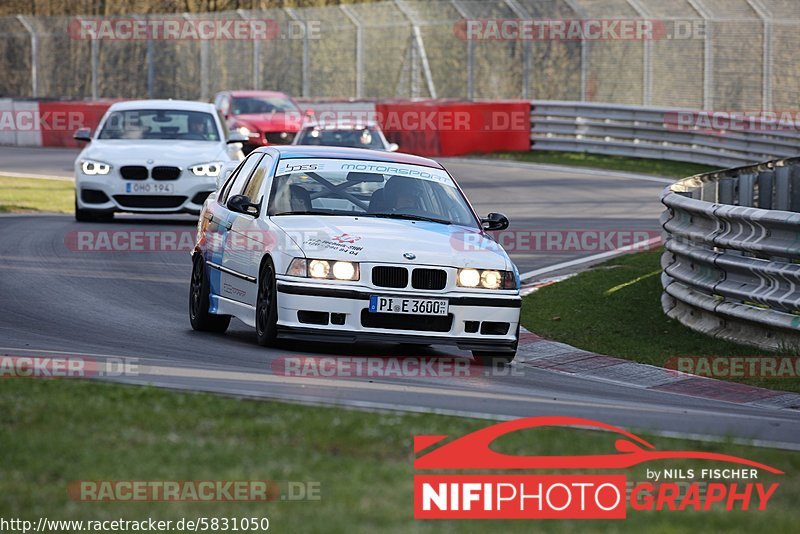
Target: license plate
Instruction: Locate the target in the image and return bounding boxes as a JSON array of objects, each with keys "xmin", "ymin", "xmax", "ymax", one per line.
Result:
[
  {"xmin": 125, "ymin": 182, "xmax": 175, "ymax": 194},
  {"xmin": 369, "ymin": 295, "xmax": 448, "ymax": 316}
]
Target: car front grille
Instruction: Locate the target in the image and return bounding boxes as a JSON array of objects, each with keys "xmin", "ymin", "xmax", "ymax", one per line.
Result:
[
  {"xmin": 113, "ymin": 195, "xmax": 186, "ymax": 209},
  {"xmin": 360, "ymin": 310, "xmax": 453, "ymax": 332},
  {"xmin": 264, "ymin": 131, "xmax": 295, "ymax": 145},
  {"xmin": 151, "ymin": 166, "xmax": 181, "ymax": 180},
  {"xmin": 372, "ymin": 266, "xmax": 408, "ymax": 288},
  {"xmin": 120, "ymin": 166, "xmax": 148, "ymax": 180},
  {"xmin": 411, "ymin": 268, "xmax": 447, "ymax": 290}
]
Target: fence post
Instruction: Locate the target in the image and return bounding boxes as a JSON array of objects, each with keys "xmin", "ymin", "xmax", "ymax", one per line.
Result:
[
  {"xmin": 563, "ymin": 0, "xmax": 589, "ymax": 101},
  {"xmin": 285, "ymin": 8, "xmax": 309, "ymax": 98},
  {"xmin": 340, "ymin": 5, "xmax": 363, "ymax": 99},
  {"xmin": 91, "ymin": 32, "xmax": 99, "ymax": 99},
  {"xmin": 450, "ymin": 0, "xmax": 473, "ymax": 99},
  {"xmin": 688, "ymin": 0, "xmax": 714, "ymax": 109},
  {"xmin": 237, "ymin": 10, "xmax": 261, "ymax": 91},
  {"xmin": 625, "ymin": 0, "xmax": 652, "ymax": 105},
  {"xmin": 395, "ymin": 0, "xmax": 437, "ymax": 98},
  {"xmin": 746, "ymin": 0, "xmax": 773, "ymax": 110}
]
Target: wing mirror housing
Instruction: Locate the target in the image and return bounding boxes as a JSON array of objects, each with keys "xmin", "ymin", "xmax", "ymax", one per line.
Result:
[
  {"xmin": 73, "ymin": 127, "xmax": 92, "ymax": 143},
  {"xmin": 227, "ymin": 131, "xmax": 249, "ymax": 144},
  {"xmin": 481, "ymin": 212, "xmax": 509, "ymax": 231},
  {"xmin": 227, "ymin": 194, "xmax": 260, "ymax": 217},
  {"xmin": 387, "ymin": 143, "xmax": 399, "ymax": 152}
]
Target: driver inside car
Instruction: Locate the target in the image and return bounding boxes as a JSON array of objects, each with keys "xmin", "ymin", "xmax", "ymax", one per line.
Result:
[
  {"xmin": 383, "ymin": 175, "xmax": 423, "ymax": 211},
  {"xmin": 188, "ymin": 115, "xmax": 208, "ymax": 139}
]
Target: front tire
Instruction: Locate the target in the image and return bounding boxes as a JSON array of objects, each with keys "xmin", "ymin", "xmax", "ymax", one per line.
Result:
[
  {"xmin": 472, "ymin": 351, "xmax": 516, "ymax": 366},
  {"xmin": 75, "ymin": 197, "xmax": 113, "ymax": 222},
  {"xmin": 189, "ymin": 255, "xmax": 231, "ymax": 333},
  {"xmin": 255, "ymin": 260, "xmax": 279, "ymax": 346}
]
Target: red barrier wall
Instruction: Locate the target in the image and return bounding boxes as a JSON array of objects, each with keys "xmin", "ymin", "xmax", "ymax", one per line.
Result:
[
  {"xmin": 38, "ymin": 100, "xmax": 115, "ymax": 148},
  {"xmin": 375, "ymin": 100, "xmax": 531, "ymax": 157}
]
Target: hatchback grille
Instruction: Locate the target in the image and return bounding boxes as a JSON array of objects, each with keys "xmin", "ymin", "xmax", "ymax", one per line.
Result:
[
  {"xmin": 361, "ymin": 310, "xmax": 453, "ymax": 332},
  {"xmin": 411, "ymin": 268, "xmax": 447, "ymax": 290},
  {"xmin": 151, "ymin": 166, "xmax": 181, "ymax": 180},
  {"xmin": 120, "ymin": 166, "xmax": 148, "ymax": 180},
  {"xmin": 113, "ymin": 195, "xmax": 186, "ymax": 209},
  {"xmin": 372, "ymin": 266, "xmax": 408, "ymax": 288}
]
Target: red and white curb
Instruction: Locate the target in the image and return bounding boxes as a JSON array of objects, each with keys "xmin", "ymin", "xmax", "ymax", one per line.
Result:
[{"xmin": 516, "ymin": 327, "xmax": 800, "ymax": 411}]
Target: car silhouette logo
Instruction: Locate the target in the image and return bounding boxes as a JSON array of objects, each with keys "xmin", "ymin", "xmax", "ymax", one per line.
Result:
[
  {"xmin": 414, "ymin": 416, "xmax": 783, "ymax": 472},
  {"xmin": 403, "ymin": 252, "xmax": 416, "ymax": 260}
]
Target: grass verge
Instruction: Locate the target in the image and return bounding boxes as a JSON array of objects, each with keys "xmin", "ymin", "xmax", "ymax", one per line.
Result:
[
  {"xmin": 487, "ymin": 151, "xmax": 718, "ymax": 179},
  {"xmin": 0, "ymin": 379, "xmax": 797, "ymax": 532},
  {"xmin": 520, "ymin": 249, "xmax": 799, "ymax": 393},
  {"xmin": 0, "ymin": 176, "xmax": 73, "ymax": 213}
]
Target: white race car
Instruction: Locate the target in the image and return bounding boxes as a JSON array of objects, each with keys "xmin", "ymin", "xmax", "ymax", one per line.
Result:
[
  {"xmin": 190, "ymin": 146, "xmax": 521, "ymax": 364},
  {"xmin": 73, "ymin": 99, "xmax": 246, "ymax": 221}
]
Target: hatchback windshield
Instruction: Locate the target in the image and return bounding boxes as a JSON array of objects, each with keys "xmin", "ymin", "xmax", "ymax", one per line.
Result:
[
  {"xmin": 268, "ymin": 158, "xmax": 478, "ymax": 227},
  {"xmin": 232, "ymin": 95, "xmax": 299, "ymax": 115},
  {"xmin": 295, "ymin": 126, "xmax": 386, "ymax": 150},
  {"xmin": 98, "ymin": 109, "xmax": 221, "ymax": 141}
]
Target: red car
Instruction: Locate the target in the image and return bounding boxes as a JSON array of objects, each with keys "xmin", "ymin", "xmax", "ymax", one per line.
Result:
[{"xmin": 213, "ymin": 90, "xmax": 304, "ymax": 153}]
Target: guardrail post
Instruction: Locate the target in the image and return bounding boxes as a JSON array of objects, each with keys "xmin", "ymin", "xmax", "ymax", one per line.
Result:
[
  {"xmin": 738, "ymin": 173, "xmax": 755, "ymax": 207},
  {"xmin": 774, "ymin": 166, "xmax": 790, "ymax": 211},
  {"xmin": 718, "ymin": 177, "xmax": 735, "ymax": 205},
  {"xmin": 757, "ymin": 170, "xmax": 774, "ymax": 209},
  {"xmin": 790, "ymin": 165, "xmax": 800, "ymax": 212}
]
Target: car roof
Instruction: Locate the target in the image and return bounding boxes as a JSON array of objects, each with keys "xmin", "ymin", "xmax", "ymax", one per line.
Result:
[
  {"xmin": 227, "ymin": 90, "xmax": 291, "ymax": 98},
  {"xmin": 256, "ymin": 145, "xmax": 444, "ymax": 169},
  {"xmin": 108, "ymin": 99, "xmax": 216, "ymax": 113}
]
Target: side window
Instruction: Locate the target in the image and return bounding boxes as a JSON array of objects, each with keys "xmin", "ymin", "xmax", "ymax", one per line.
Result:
[
  {"xmin": 242, "ymin": 155, "xmax": 274, "ymax": 203},
  {"xmin": 221, "ymin": 154, "xmax": 263, "ymax": 205}
]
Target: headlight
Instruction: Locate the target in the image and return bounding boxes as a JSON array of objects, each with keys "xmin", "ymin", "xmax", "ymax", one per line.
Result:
[
  {"xmin": 287, "ymin": 258, "xmax": 360, "ymax": 281},
  {"xmin": 190, "ymin": 162, "xmax": 222, "ymax": 177},
  {"xmin": 458, "ymin": 268, "xmax": 515, "ymax": 289},
  {"xmin": 80, "ymin": 159, "xmax": 111, "ymax": 175},
  {"xmin": 237, "ymin": 126, "xmax": 260, "ymax": 139}
]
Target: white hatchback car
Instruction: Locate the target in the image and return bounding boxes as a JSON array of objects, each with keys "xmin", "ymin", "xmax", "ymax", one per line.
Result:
[
  {"xmin": 73, "ymin": 99, "xmax": 245, "ymax": 221},
  {"xmin": 190, "ymin": 146, "xmax": 521, "ymax": 365}
]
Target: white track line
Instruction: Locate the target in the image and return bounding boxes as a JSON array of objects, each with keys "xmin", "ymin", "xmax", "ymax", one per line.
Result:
[
  {"xmin": 0, "ymin": 170, "xmax": 73, "ymax": 181},
  {"xmin": 520, "ymin": 236, "xmax": 662, "ymax": 281}
]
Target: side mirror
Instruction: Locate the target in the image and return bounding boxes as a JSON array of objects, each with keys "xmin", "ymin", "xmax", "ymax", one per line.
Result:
[
  {"xmin": 481, "ymin": 212, "xmax": 509, "ymax": 231},
  {"xmin": 387, "ymin": 143, "xmax": 399, "ymax": 152},
  {"xmin": 73, "ymin": 127, "xmax": 92, "ymax": 143},
  {"xmin": 227, "ymin": 194, "xmax": 260, "ymax": 217},
  {"xmin": 227, "ymin": 131, "xmax": 248, "ymax": 144}
]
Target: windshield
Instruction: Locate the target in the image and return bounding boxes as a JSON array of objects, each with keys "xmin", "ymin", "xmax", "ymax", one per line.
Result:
[
  {"xmin": 268, "ymin": 158, "xmax": 478, "ymax": 227},
  {"xmin": 98, "ymin": 109, "xmax": 221, "ymax": 141},
  {"xmin": 295, "ymin": 126, "xmax": 385, "ymax": 150},
  {"xmin": 232, "ymin": 95, "xmax": 299, "ymax": 114}
]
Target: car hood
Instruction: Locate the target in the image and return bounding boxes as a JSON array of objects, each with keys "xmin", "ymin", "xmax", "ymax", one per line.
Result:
[
  {"xmin": 272, "ymin": 215, "xmax": 510, "ymax": 270},
  {"xmin": 235, "ymin": 113, "xmax": 302, "ymax": 133},
  {"xmin": 79, "ymin": 140, "xmax": 230, "ymax": 166}
]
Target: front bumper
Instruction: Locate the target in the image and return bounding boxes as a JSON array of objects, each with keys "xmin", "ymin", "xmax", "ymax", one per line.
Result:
[
  {"xmin": 75, "ymin": 172, "xmax": 218, "ymax": 215},
  {"xmin": 275, "ymin": 280, "xmax": 521, "ymax": 352}
]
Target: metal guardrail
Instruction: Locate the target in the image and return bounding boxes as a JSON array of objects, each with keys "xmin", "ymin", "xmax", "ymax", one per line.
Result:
[
  {"xmin": 531, "ymin": 101, "xmax": 800, "ymax": 168},
  {"xmin": 661, "ymin": 156, "xmax": 800, "ymax": 352}
]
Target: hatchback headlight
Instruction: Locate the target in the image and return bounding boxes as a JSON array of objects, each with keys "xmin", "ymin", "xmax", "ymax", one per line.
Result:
[
  {"xmin": 287, "ymin": 258, "xmax": 360, "ymax": 281},
  {"xmin": 80, "ymin": 159, "xmax": 111, "ymax": 175},
  {"xmin": 457, "ymin": 268, "xmax": 515, "ymax": 289}
]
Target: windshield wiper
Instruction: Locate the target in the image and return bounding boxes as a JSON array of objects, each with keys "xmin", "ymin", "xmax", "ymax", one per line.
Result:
[
  {"xmin": 366, "ymin": 213, "xmax": 452, "ymax": 225},
  {"xmin": 272, "ymin": 210, "xmax": 337, "ymax": 216}
]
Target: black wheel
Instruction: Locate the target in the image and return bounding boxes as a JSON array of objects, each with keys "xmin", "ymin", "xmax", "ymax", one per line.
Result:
[
  {"xmin": 189, "ymin": 255, "xmax": 231, "ymax": 332},
  {"xmin": 256, "ymin": 260, "xmax": 279, "ymax": 346},
  {"xmin": 472, "ymin": 351, "xmax": 516, "ymax": 366},
  {"xmin": 472, "ymin": 324, "xmax": 519, "ymax": 366},
  {"xmin": 75, "ymin": 197, "xmax": 113, "ymax": 222}
]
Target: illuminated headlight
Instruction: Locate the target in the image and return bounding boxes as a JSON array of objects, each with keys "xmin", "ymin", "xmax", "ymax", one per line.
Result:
[
  {"xmin": 190, "ymin": 162, "xmax": 222, "ymax": 177},
  {"xmin": 458, "ymin": 268, "xmax": 515, "ymax": 289},
  {"xmin": 287, "ymin": 258, "xmax": 360, "ymax": 281},
  {"xmin": 80, "ymin": 160, "xmax": 111, "ymax": 175},
  {"xmin": 237, "ymin": 126, "xmax": 260, "ymax": 139}
]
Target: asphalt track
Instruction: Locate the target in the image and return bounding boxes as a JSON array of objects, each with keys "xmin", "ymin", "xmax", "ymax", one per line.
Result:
[{"xmin": 2, "ymin": 147, "xmax": 798, "ymax": 449}]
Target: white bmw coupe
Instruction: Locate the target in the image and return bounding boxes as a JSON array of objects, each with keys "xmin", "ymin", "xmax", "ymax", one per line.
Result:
[
  {"xmin": 190, "ymin": 146, "xmax": 521, "ymax": 365},
  {"xmin": 73, "ymin": 99, "xmax": 245, "ymax": 221}
]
